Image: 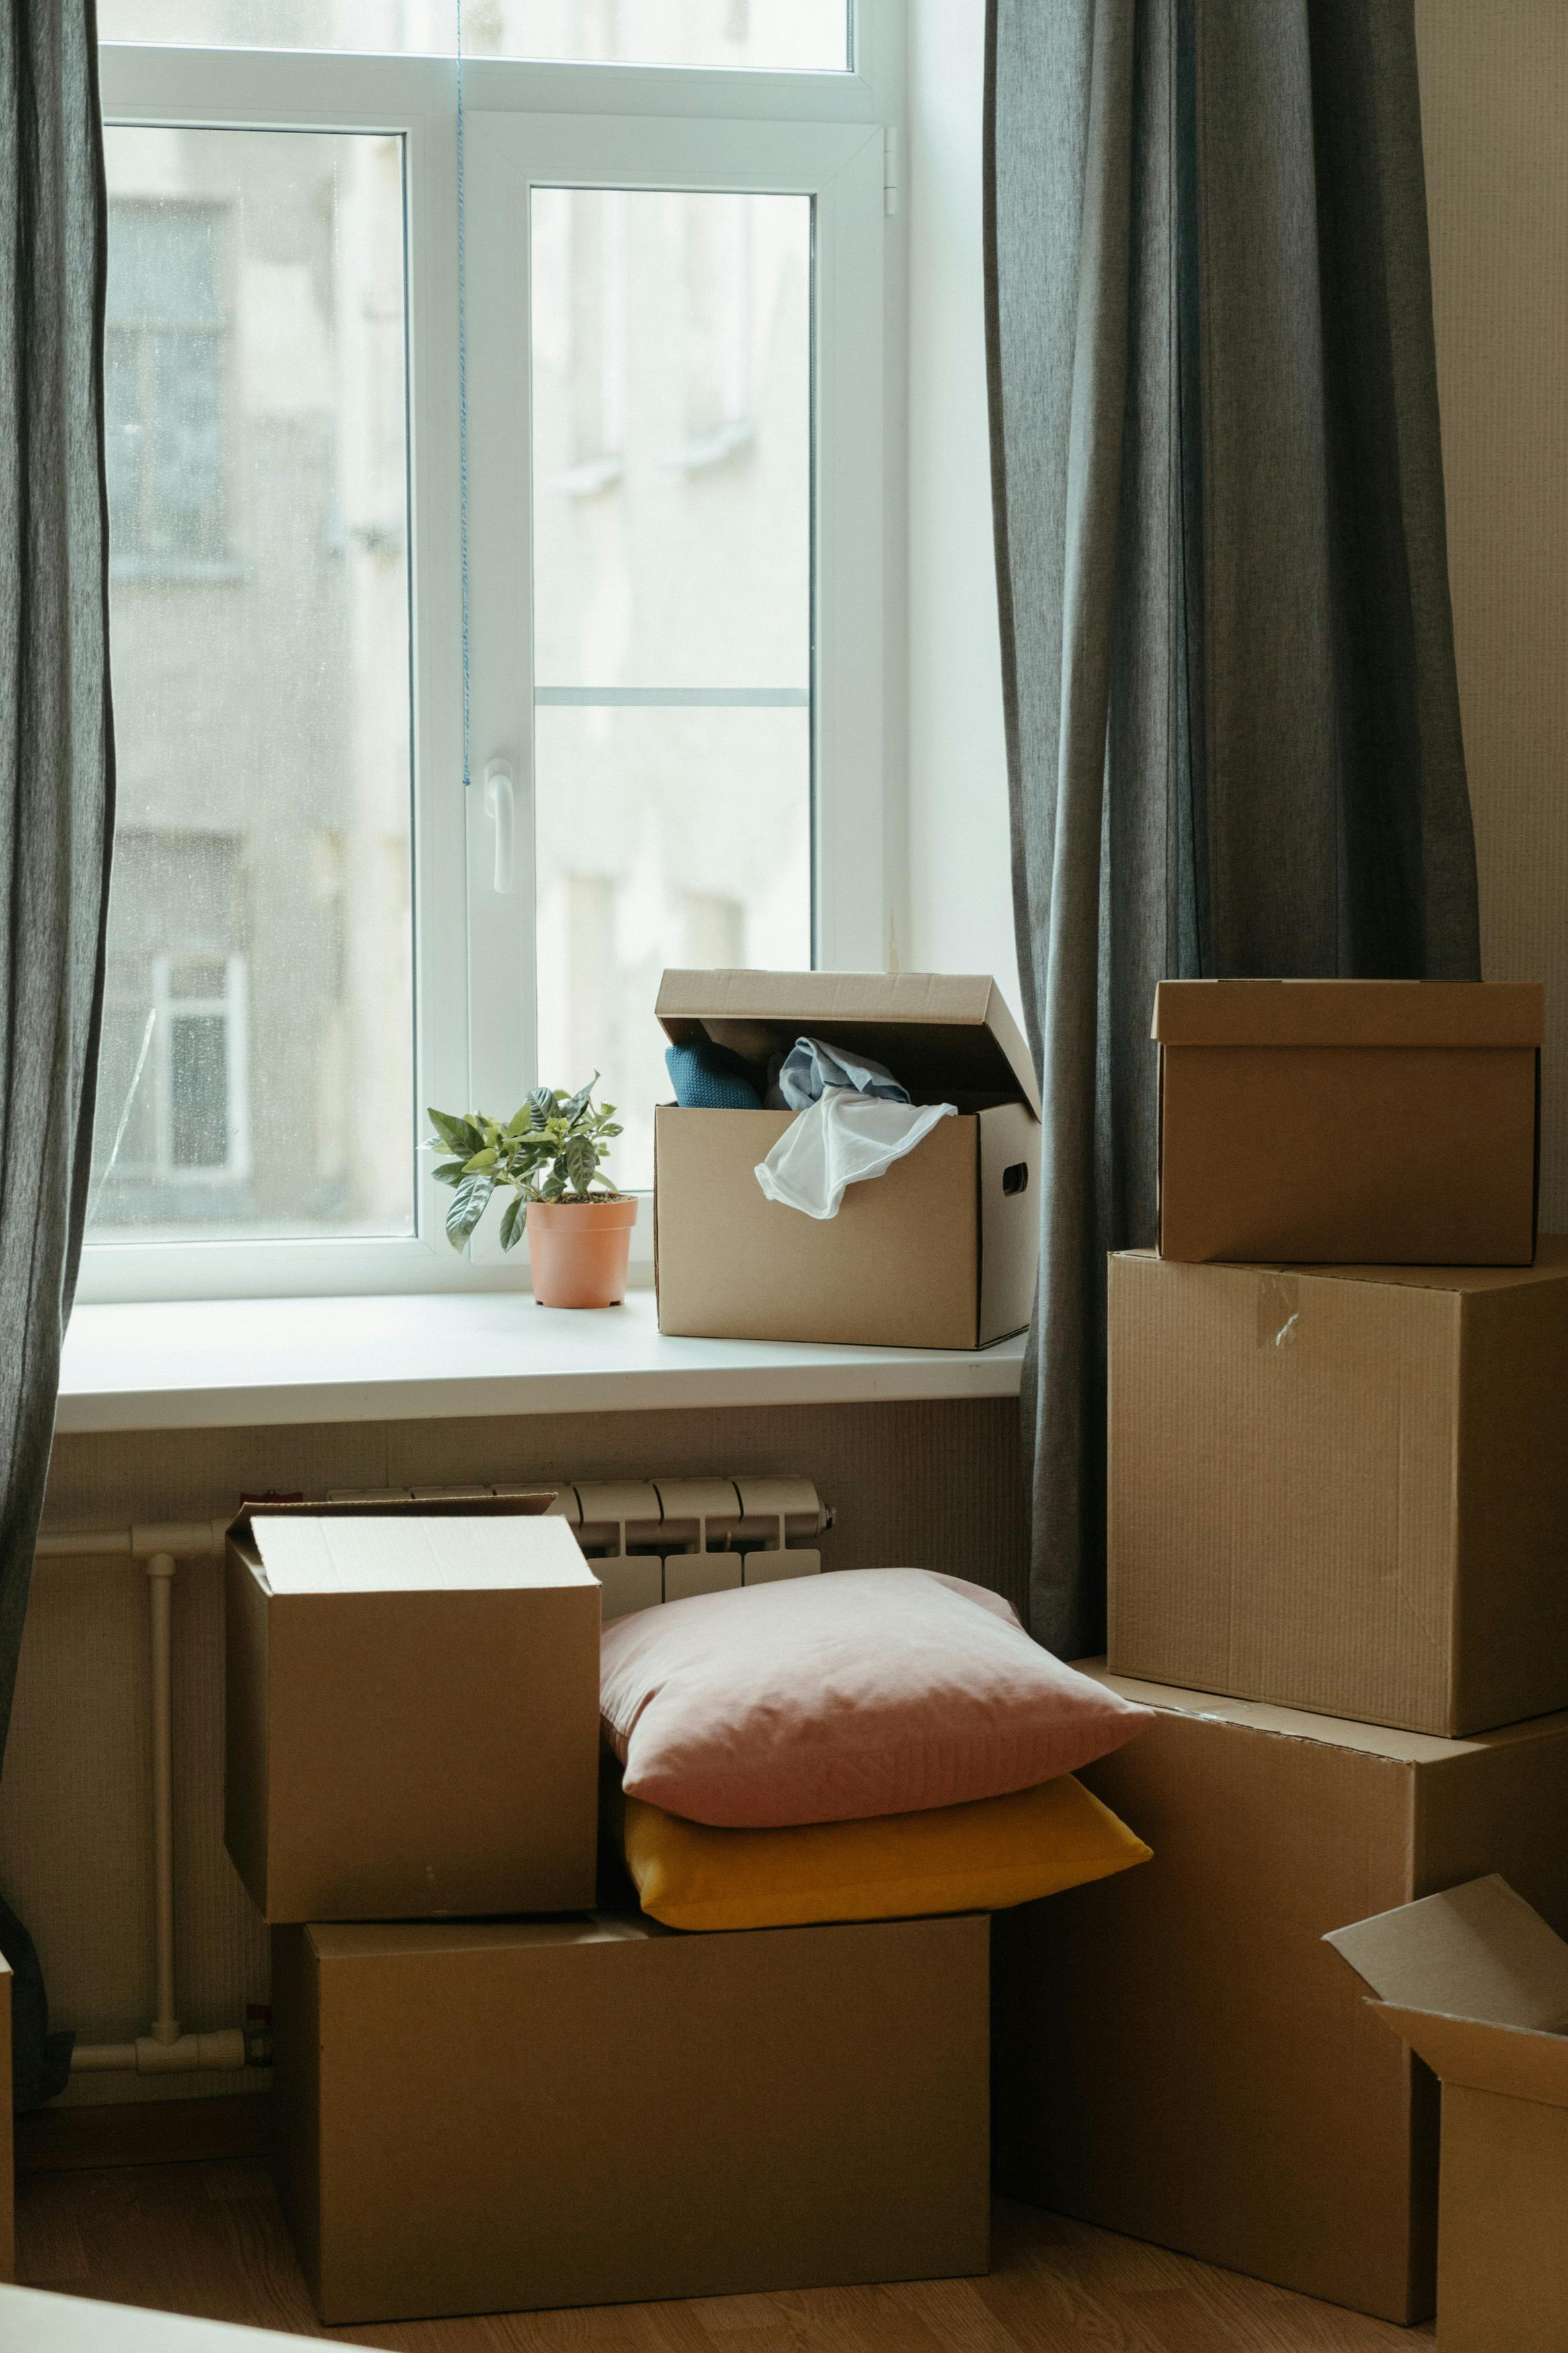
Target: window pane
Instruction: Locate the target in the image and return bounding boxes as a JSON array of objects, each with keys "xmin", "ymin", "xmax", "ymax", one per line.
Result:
[
  {"xmin": 531, "ymin": 188, "xmax": 810, "ymax": 688},
  {"xmin": 98, "ymin": 0, "xmax": 851, "ymax": 71},
  {"xmin": 90, "ymin": 128, "xmax": 415, "ymax": 1244},
  {"xmin": 534, "ymin": 706, "xmax": 811, "ymax": 1189}
]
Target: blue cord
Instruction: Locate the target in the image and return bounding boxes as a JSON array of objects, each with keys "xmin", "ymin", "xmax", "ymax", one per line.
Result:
[{"xmin": 456, "ymin": 0, "xmax": 471, "ymax": 792}]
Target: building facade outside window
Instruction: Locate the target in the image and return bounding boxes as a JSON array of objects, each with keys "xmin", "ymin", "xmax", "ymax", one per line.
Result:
[{"xmin": 86, "ymin": 3, "xmax": 896, "ymax": 1302}]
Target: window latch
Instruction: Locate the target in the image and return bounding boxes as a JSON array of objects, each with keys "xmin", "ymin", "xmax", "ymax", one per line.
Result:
[{"xmin": 484, "ymin": 759, "xmax": 515, "ymax": 894}]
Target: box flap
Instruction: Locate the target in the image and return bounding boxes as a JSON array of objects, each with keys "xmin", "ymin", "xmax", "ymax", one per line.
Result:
[
  {"xmin": 1151, "ymin": 979, "xmax": 1543, "ymax": 1049},
  {"xmin": 241, "ymin": 1510, "xmax": 595, "ymax": 1596},
  {"xmin": 1112, "ymin": 1239, "xmax": 1568, "ymax": 1296},
  {"xmin": 1326, "ymin": 1876, "xmax": 1568, "ymax": 2031},
  {"xmin": 655, "ymin": 969, "xmax": 1041, "ymax": 1118},
  {"xmin": 1365, "ymin": 2001, "xmax": 1568, "ymax": 2109}
]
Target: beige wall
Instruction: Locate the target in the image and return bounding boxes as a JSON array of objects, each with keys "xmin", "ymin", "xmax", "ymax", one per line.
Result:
[
  {"xmin": 1417, "ymin": 1, "xmax": 1568, "ymax": 1224},
  {"xmin": 0, "ymin": 1399, "xmax": 1025, "ymax": 2108}
]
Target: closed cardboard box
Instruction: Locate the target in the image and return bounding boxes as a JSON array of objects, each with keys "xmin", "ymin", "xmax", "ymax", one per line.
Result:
[
  {"xmin": 225, "ymin": 1497, "xmax": 600, "ymax": 1924},
  {"xmin": 272, "ymin": 1909, "xmax": 990, "ymax": 2325},
  {"xmin": 1328, "ymin": 1876, "xmax": 1568, "ymax": 2353},
  {"xmin": 1155, "ymin": 978, "xmax": 1542, "ymax": 1264},
  {"xmin": 1108, "ymin": 1242, "xmax": 1568, "ymax": 1735},
  {"xmin": 991, "ymin": 1668, "xmax": 1568, "ymax": 2325},
  {"xmin": 654, "ymin": 969, "xmax": 1040, "ymax": 1349}
]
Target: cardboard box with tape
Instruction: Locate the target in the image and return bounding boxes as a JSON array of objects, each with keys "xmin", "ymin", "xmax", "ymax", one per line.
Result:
[
  {"xmin": 1106, "ymin": 1242, "xmax": 1568, "ymax": 1736},
  {"xmin": 225, "ymin": 1497, "xmax": 600, "ymax": 1923},
  {"xmin": 273, "ymin": 1908, "xmax": 989, "ymax": 2325},
  {"xmin": 1153, "ymin": 978, "xmax": 1542, "ymax": 1265},
  {"xmin": 1327, "ymin": 1876, "xmax": 1568, "ymax": 2353},
  {"xmin": 653, "ymin": 969, "xmax": 1039, "ymax": 1349},
  {"xmin": 991, "ymin": 1666, "xmax": 1568, "ymax": 2325}
]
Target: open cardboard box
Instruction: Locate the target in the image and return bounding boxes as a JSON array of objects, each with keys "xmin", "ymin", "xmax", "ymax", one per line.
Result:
[
  {"xmin": 654, "ymin": 969, "xmax": 1040, "ymax": 1349},
  {"xmin": 225, "ymin": 1495, "xmax": 600, "ymax": 1923},
  {"xmin": 1327, "ymin": 1876, "xmax": 1568, "ymax": 2353},
  {"xmin": 1155, "ymin": 978, "xmax": 1542, "ymax": 1265}
]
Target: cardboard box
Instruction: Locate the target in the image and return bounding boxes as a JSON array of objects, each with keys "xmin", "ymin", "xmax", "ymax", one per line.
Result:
[
  {"xmin": 272, "ymin": 1909, "xmax": 990, "ymax": 2325},
  {"xmin": 1327, "ymin": 1876, "xmax": 1568, "ymax": 2353},
  {"xmin": 654, "ymin": 969, "xmax": 1039, "ymax": 1349},
  {"xmin": 991, "ymin": 1667, "xmax": 1568, "ymax": 2325},
  {"xmin": 1108, "ymin": 1242, "xmax": 1568, "ymax": 1735},
  {"xmin": 1155, "ymin": 978, "xmax": 1542, "ymax": 1264},
  {"xmin": 225, "ymin": 1497, "xmax": 600, "ymax": 1924}
]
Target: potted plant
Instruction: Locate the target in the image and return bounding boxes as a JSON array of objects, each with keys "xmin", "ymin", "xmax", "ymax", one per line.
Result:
[{"xmin": 427, "ymin": 1080, "xmax": 635, "ymax": 1309}]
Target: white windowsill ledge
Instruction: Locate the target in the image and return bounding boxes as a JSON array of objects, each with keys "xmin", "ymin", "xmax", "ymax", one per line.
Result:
[{"xmin": 56, "ymin": 1289, "xmax": 1028, "ymax": 1436}]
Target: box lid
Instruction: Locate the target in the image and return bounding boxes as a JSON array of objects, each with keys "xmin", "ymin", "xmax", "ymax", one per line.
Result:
[
  {"xmin": 1112, "ymin": 1236, "xmax": 1568, "ymax": 1295},
  {"xmin": 1152, "ymin": 978, "xmax": 1544, "ymax": 1049},
  {"xmin": 231, "ymin": 1496, "xmax": 595, "ymax": 1596},
  {"xmin": 1325, "ymin": 1876, "xmax": 1568, "ymax": 2109},
  {"xmin": 655, "ymin": 969, "xmax": 1040, "ymax": 1118}
]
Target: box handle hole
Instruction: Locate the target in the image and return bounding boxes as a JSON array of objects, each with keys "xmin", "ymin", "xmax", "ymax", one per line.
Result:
[{"xmin": 1002, "ymin": 1162, "xmax": 1030, "ymax": 1197}]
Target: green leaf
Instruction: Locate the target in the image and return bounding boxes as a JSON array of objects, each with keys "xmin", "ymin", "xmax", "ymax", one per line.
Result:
[
  {"xmin": 427, "ymin": 1107, "xmax": 484, "ymax": 1157},
  {"xmin": 444, "ymin": 1170, "xmax": 495, "ymax": 1250},
  {"xmin": 528, "ymin": 1086, "xmax": 554, "ymax": 1127},
  {"xmin": 431, "ymin": 1158, "xmax": 466, "ymax": 1185},
  {"xmin": 499, "ymin": 1191, "xmax": 526, "ymax": 1251},
  {"xmin": 562, "ymin": 1132, "xmax": 599, "ymax": 1193},
  {"xmin": 561, "ymin": 1075, "xmax": 598, "ymax": 1125},
  {"xmin": 462, "ymin": 1146, "xmax": 499, "ymax": 1172}
]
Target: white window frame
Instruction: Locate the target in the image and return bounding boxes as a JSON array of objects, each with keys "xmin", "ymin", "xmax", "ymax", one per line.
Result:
[{"xmin": 83, "ymin": 13, "xmax": 901, "ymax": 1306}]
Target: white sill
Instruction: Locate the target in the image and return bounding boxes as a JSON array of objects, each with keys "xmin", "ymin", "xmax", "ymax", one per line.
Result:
[{"xmin": 56, "ymin": 1289, "xmax": 1028, "ymax": 1435}]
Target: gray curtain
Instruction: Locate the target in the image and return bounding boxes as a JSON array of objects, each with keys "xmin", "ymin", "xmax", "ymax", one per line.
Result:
[
  {"xmin": 0, "ymin": 1, "xmax": 116, "ymax": 2100},
  {"xmin": 985, "ymin": 1, "xmax": 1481, "ymax": 1657}
]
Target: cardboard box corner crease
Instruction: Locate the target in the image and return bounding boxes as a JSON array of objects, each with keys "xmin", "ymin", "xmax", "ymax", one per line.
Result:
[
  {"xmin": 1151, "ymin": 978, "xmax": 1543, "ymax": 1265},
  {"xmin": 652, "ymin": 968, "xmax": 1040, "ymax": 1349},
  {"xmin": 1106, "ymin": 1240, "xmax": 1568, "ymax": 1736},
  {"xmin": 224, "ymin": 1495, "xmax": 601, "ymax": 1924}
]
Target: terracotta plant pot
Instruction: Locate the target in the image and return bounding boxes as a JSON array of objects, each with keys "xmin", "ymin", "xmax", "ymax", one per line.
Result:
[{"xmin": 526, "ymin": 1195, "xmax": 637, "ymax": 1309}]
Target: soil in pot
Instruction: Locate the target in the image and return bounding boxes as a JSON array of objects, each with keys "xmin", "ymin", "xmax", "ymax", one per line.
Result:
[{"xmin": 526, "ymin": 1195, "xmax": 637, "ymax": 1309}]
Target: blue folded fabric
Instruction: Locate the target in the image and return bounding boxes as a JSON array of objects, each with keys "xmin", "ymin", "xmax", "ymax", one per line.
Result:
[{"xmin": 665, "ymin": 1040, "xmax": 764, "ymax": 1110}]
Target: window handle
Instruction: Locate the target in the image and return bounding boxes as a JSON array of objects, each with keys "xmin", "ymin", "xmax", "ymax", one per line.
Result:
[{"xmin": 484, "ymin": 760, "xmax": 515, "ymax": 894}]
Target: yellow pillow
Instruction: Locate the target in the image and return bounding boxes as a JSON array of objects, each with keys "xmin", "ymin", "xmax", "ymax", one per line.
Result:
[{"xmin": 616, "ymin": 1776, "xmax": 1151, "ymax": 1932}]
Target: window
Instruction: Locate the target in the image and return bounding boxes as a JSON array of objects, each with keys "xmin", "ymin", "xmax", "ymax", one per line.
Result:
[{"xmin": 88, "ymin": 10, "xmax": 895, "ymax": 1301}]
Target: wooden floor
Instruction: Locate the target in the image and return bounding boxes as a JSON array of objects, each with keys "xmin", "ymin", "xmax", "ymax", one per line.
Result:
[{"xmin": 13, "ymin": 2162, "xmax": 1436, "ymax": 2352}]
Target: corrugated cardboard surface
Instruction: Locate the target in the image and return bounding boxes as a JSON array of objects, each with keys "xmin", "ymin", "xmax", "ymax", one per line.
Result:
[
  {"xmin": 991, "ymin": 1668, "xmax": 1568, "ymax": 2325},
  {"xmin": 225, "ymin": 1503, "xmax": 600, "ymax": 1923},
  {"xmin": 1436, "ymin": 2085, "xmax": 1568, "ymax": 2353},
  {"xmin": 1108, "ymin": 1245, "xmax": 1568, "ymax": 1734},
  {"xmin": 655, "ymin": 1101, "xmax": 1038, "ymax": 1350},
  {"xmin": 274, "ymin": 1910, "xmax": 989, "ymax": 2325},
  {"xmin": 1158, "ymin": 1040, "xmax": 1538, "ymax": 1264}
]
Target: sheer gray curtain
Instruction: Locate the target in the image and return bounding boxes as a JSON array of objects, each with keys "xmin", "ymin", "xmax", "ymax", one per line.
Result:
[
  {"xmin": 0, "ymin": 1, "xmax": 116, "ymax": 2102},
  {"xmin": 985, "ymin": 0, "xmax": 1481, "ymax": 1656}
]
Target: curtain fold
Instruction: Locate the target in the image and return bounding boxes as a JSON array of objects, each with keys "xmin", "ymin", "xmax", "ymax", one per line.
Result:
[
  {"xmin": 985, "ymin": 0, "xmax": 1481, "ymax": 1657},
  {"xmin": 0, "ymin": 0, "xmax": 116, "ymax": 2104}
]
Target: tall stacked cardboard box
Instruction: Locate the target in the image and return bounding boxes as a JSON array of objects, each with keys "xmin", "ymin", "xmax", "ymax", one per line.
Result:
[
  {"xmin": 226, "ymin": 1497, "xmax": 988, "ymax": 2326},
  {"xmin": 995, "ymin": 980, "xmax": 1568, "ymax": 2327}
]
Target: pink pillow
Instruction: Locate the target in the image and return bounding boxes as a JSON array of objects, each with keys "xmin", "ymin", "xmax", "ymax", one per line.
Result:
[{"xmin": 598, "ymin": 1568, "xmax": 1152, "ymax": 1828}]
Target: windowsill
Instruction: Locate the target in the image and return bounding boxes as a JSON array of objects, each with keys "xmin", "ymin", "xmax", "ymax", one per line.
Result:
[{"xmin": 56, "ymin": 1288, "xmax": 1027, "ymax": 1435}]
